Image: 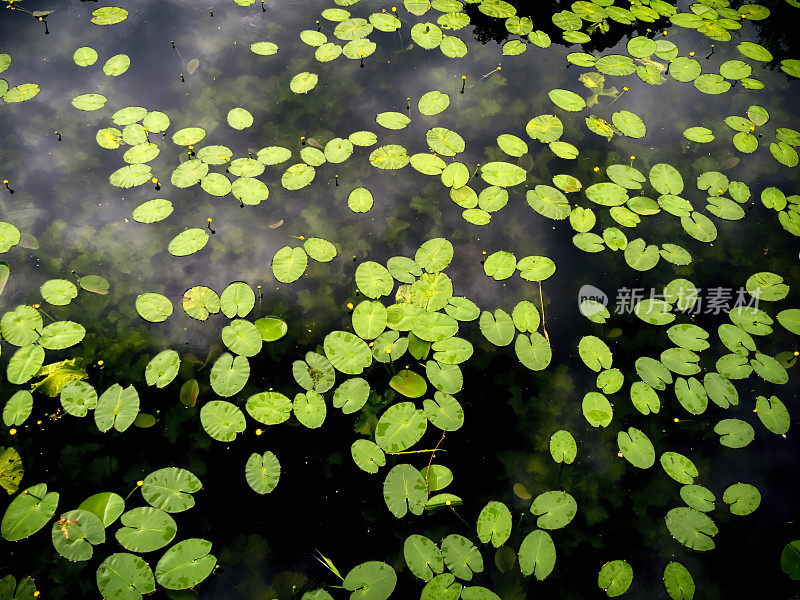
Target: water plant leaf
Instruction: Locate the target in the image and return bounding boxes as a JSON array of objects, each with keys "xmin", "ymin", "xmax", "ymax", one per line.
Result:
[
  {"xmin": 377, "ymin": 111, "xmax": 410, "ymax": 130},
  {"xmin": 383, "ymin": 464, "xmax": 427, "ymax": 517},
  {"xmin": 245, "ymin": 451, "xmax": 280, "ymax": 494},
  {"xmin": 404, "ymin": 535, "xmax": 444, "ymax": 581},
  {"xmin": 290, "ymin": 72, "xmax": 318, "ymax": 93},
  {"xmin": 155, "ymin": 538, "xmax": 216, "ymax": 590},
  {"xmin": 110, "ymin": 164, "xmax": 152, "ymax": 188},
  {"xmin": 323, "ymin": 330, "xmax": 372, "ymax": 375},
  {"xmin": 251, "ymin": 42, "xmax": 278, "ymax": 55},
  {"xmin": 209, "ymin": 353, "xmax": 249, "ymax": 397},
  {"xmin": 2, "ymin": 83, "xmax": 40, "ymax": 103},
  {"xmin": 351, "ymin": 439, "xmax": 386, "ymax": 473},
  {"xmin": 479, "ymin": 310, "xmax": 515, "ymax": 346},
  {"xmin": 143, "ymin": 350, "xmax": 180, "ymax": 388},
  {"xmin": 665, "ymin": 507, "xmax": 717, "ymax": 550},
  {"xmin": 135, "ymin": 293, "xmax": 173, "ymax": 322},
  {"xmin": 722, "ymin": 483, "xmax": 760, "ymax": 516},
  {"xmin": 73, "ymin": 46, "xmax": 98, "ymax": 66},
  {"xmin": 1, "ymin": 483, "xmax": 59, "ymax": 541},
  {"xmin": 91, "ymin": 6, "xmax": 128, "ymax": 25},
  {"xmin": 369, "ymin": 144, "xmax": 409, "ymax": 169},
  {"xmin": 612, "ymin": 110, "xmax": 645, "ymax": 138},
  {"xmin": 624, "ymin": 238, "xmax": 659, "ymax": 271},
  {"xmin": 389, "ymin": 369, "xmax": 427, "ymax": 398},
  {"xmin": 142, "ymin": 467, "xmax": 201, "ymax": 513},
  {"xmin": 480, "ymin": 162, "xmax": 526, "ymax": 187},
  {"xmin": 598, "ymin": 560, "xmax": 633, "ymax": 597},
  {"xmin": 294, "ymin": 391, "xmax": 327, "ymax": 428},
  {"xmin": 419, "ymin": 91, "xmax": 450, "ymax": 115},
  {"xmin": 343, "ymin": 561, "xmax": 396, "ymax": 600},
  {"xmin": 684, "ymin": 126, "xmax": 714, "ymax": 142},
  {"xmin": 103, "ymin": 54, "xmax": 130, "ymax": 76},
  {"xmin": 375, "ymin": 402, "xmax": 427, "ymax": 452},
  {"xmin": 3, "ymin": 390, "xmax": 32, "ymax": 427},
  {"xmin": 115, "ymin": 507, "xmax": 176, "ymax": 553},
  {"xmin": 168, "ymin": 229, "xmax": 209, "ymax": 256},
  {"xmin": 423, "ymin": 392, "xmax": 463, "ymax": 431},
  {"xmin": 38, "ymin": 321, "xmax": 85, "ymax": 350},
  {"xmin": 441, "ymin": 534, "xmax": 483, "ymax": 580},
  {"xmin": 57, "ymin": 380, "xmax": 96, "ymax": 417},
  {"xmin": 94, "ymin": 384, "xmax": 139, "ymax": 433},
  {"xmin": 96, "ymin": 553, "xmax": 154, "ymax": 600},
  {"xmin": 226, "ymin": 107, "xmax": 253, "ymax": 130},
  {"xmin": 245, "ymin": 391, "xmax": 291, "ymax": 425},
  {"xmin": 484, "ymin": 251, "xmax": 516, "ymax": 280},
  {"xmin": 476, "ymin": 501, "xmax": 512, "ymax": 547},
  {"xmin": 660, "ymin": 452, "xmax": 697, "ymax": 484},
  {"xmin": 754, "ymin": 395, "xmax": 789, "ymax": 434},
  {"xmin": 530, "ymin": 491, "xmax": 577, "ymax": 529},
  {"xmin": 271, "ymin": 246, "xmax": 308, "ymax": 284},
  {"xmin": 663, "ymin": 562, "xmax": 695, "ymax": 600},
  {"xmin": 582, "ymin": 391, "xmax": 613, "ymax": 427},
  {"xmin": 578, "ymin": 335, "xmax": 612, "ymax": 372},
  {"xmin": 131, "ymin": 199, "xmax": 173, "ymax": 224},
  {"xmin": 518, "ymin": 529, "xmax": 555, "ymax": 580},
  {"xmin": 714, "ymin": 418, "xmax": 755, "ymax": 448},
  {"xmin": 330, "ymin": 379, "xmax": 369, "ymax": 416},
  {"xmin": 5, "ymin": 344, "xmax": 43, "ymax": 385},
  {"xmin": 548, "ymin": 89, "xmax": 586, "ymax": 112},
  {"xmin": 78, "ymin": 491, "xmax": 125, "ymax": 527},
  {"xmin": 617, "ymin": 427, "xmax": 655, "ymax": 468}
]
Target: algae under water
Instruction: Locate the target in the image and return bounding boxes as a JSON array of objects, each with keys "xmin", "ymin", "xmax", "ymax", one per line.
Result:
[{"xmin": 1, "ymin": 0, "xmax": 800, "ymax": 599}]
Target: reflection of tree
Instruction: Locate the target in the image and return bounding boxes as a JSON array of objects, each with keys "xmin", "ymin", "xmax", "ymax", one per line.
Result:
[{"xmin": 466, "ymin": 0, "xmax": 673, "ymax": 53}]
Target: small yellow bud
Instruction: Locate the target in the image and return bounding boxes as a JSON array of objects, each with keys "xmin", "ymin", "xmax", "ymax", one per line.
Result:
[
  {"xmin": 391, "ymin": 6, "xmax": 397, "ymax": 11},
  {"xmin": 445, "ymin": 500, "xmax": 452, "ymax": 506},
  {"xmin": 207, "ymin": 217, "xmax": 213, "ymax": 222},
  {"xmin": 32, "ymin": 303, "xmax": 40, "ymax": 309},
  {"xmin": 2, "ymin": 180, "xmax": 7, "ymax": 184},
  {"xmin": 137, "ymin": 480, "xmax": 144, "ymax": 486},
  {"xmin": 255, "ymin": 428, "xmax": 263, "ymax": 435},
  {"xmin": 497, "ymin": 65, "xmax": 502, "ymax": 70},
  {"xmin": 794, "ymin": 351, "xmax": 799, "ymax": 356},
  {"xmin": 97, "ymin": 360, "xmax": 104, "ymax": 366},
  {"xmin": 630, "ymin": 155, "xmax": 636, "ymax": 160},
  {"xmin": 9, "ymin": 428, "xmax": 17, "ymax": 435},
  {"xmin": 623, "ymin": 86, "xmax": 629, "ymax": 91},
  {"xmin": 385, "ymin": 347, "xmax": 391, "ymax": 353},
  {"xmin": 689, "ymin": 51, "xmax": 695, "ymax": 56},
  {"xmin": 673, "ymin": 418, "xmax": 679, "ymax": 423},
  {"xmin": 36, "ymin": 420, "xmax": 42, "ymax": 425},
  {"xmin": 33, "ymin": 593, "xmax": 40, "ymax": 598},
  {"xmin": 298, "ymin": 235, "xmax": 305, "ymax": 240},
  {"xmin": 368, "ymin": 341, "xmax": 374, "ymax": 347},
  {"xmin": 593, "ymin": 166, "xmax": 600, "ymax": 172},
  {"xmin": 461, "ymin": 75, "xmax": 466, "ymax": 80},
  {"xmin": 346, "ymin": 302, "xmax": 354, "ymax": 309},
  {"xmin": 151, "ymin": 177, "xmax": 158, "ymax": 184}
]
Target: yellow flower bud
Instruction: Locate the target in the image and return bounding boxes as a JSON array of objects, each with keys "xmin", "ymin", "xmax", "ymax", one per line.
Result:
[{"xmin": 137, "ymin": 480, "xmax": 144, "ymax": 486}]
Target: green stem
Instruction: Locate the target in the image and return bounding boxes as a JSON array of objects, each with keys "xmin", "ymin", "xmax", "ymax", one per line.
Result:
[{"xmin": 386, "ymin": 448, "xmax": 447, "ymax": 455}]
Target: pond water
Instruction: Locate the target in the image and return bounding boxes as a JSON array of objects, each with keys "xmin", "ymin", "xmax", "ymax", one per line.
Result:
[{"xmin": 1, "ymin": 0, "xmax": 799, "ymax": 599}]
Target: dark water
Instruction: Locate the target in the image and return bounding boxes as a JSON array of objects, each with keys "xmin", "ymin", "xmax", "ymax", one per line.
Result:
[{"xmin": 1, "ymin": 0, "xmax": 799, "ymax": 599}]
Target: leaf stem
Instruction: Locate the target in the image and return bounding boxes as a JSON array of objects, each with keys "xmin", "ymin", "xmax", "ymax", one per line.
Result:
[
  {"xmin": 385, "ymin": 448, "xmax": 447, "ymax": 455},
  {"xmin": 538, "ymin": 281, "xmax": 550, "ymax": 345}
]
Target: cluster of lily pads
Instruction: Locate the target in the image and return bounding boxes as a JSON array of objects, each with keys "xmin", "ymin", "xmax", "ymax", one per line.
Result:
[{"xmin": 2, "ymin": 0, "xmax": 800, "ymax": 598}]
